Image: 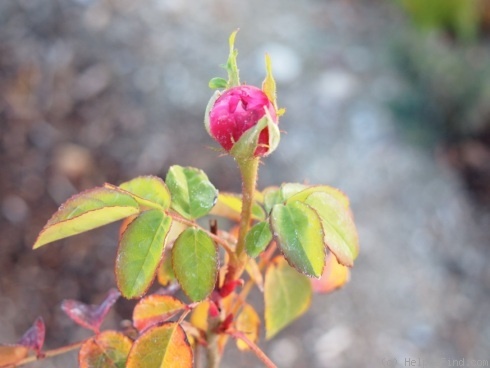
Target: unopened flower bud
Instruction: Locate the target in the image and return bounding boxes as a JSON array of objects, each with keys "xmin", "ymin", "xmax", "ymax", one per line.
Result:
[{"xmin": 207, "ymin": 85, "xmax": 278, "ymax": 157}]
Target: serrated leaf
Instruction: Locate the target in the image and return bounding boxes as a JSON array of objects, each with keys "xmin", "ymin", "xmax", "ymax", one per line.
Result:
[
  {"xmin": 208, "ymin": 77, "xmax": 227, "ymax": 89},
  {"xmin": 245, "ymin": 221, "xmax": 273, "ymax": 258},
  {"xmin": 61, "ymin": 289, "xmax": 121, "ymax": 333},
  {"xmin": 157, "ymin": 250, "xmax": 176, "ymax": 287},
  {"xmin": 133, "ymin": 295, "xmax": 186, "ymax": 332},
  {"xmin": 235, "ymin": 303, "xmax": 260, "ymax": 351},
  {"xmin": 286, "ymin": 185, "xmax": 350, "ymax": 210},
  {"xmin": 210, "ymin": 192, "xmax": 265, "ymax": 222},
  {"xmin": 126, "ymin": 323, "xmax": 192, "ymax": 368},
  {"xmin": 172, "ymin": 228, "xmax": 218, "ymax": 302},
  {"xmin": 79, "ymin": 331, "xmax": 132, "ymax": 368},
  {"xmin": 0, "ymin": 345, "xmax": 29, "ymax": 366},
  {"xmin": 33, "ymin": 187, "xmax": 140, "ymax": 249},
  {"xmin": 166, "ymin": 166, "xmax": 218, "ymax": 220},
  {"xmin": 18, "ymin": 317, "xmax": 45, "ymax": 355},
  {"xmin": 305, "ymin": 192, "xmax": 359, "ymax": 267},
  {"xmin": 118, "ymin": 176, "xmax": 171, "ymax": 210},
  {"xmin": 116, "ymin": 210, "xmax": 172, "ymax": 299},
  {"xmin": 270, "ymin": 201, "xmax": 326, "ymax": 277},
  {"xmin": 311, "ymin": 253, "xmax": 350, "ymax": 293},
  {"xmin": 264, "ymin": 257, "xmax": 312, "ymax": 339}
]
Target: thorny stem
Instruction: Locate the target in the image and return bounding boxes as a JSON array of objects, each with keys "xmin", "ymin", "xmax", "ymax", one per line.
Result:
[
  {"xmin": 7, "ymin": 340, "xmax": 86, "ymax": 368},
  {"xmin": 235, "ymin": 157, "xmax": 260, "ymax": 262}
]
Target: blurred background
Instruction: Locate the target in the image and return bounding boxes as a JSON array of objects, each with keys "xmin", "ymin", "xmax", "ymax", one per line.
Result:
[{"xmin": 1, "ymin": 0, "xmax": 490, "ymax": 367}]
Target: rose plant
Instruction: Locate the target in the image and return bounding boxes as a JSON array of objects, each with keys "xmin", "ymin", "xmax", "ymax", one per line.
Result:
[{"xmin": 0, "ymin": 31, "xmax": 359, "ymax": 368}]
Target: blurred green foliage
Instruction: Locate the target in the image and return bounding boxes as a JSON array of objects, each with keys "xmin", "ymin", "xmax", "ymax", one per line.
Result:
[
  {"xmin": 399, "ymin": 0, "xmax": 481, "ymax": 40},
  {"xmin": 390, "ymin": 34, "xmax": 490, "ymax": 146}
]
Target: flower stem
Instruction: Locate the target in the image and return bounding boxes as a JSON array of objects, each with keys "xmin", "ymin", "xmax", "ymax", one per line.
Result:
[
  {"xmin": 235, "ymin": 157, "xmax": 260, "ymax": 260},
  {"xmin": 205, "ymin": 332, "xmax": 221, "ymax": 368}
]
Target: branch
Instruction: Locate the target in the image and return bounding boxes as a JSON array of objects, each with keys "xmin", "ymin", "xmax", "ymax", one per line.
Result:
[
  {"xmin": 5, "ymin": 340, "xmax": 86, "ymax": 367},
  {"xmin": 229, "ymin": 330, "xmax": 277, "ymax": 368}
]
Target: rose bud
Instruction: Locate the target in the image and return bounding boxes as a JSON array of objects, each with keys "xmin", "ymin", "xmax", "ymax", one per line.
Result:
[{"xmin": 207, "ymin": 85, "xmax": 278, "ymax": 157}]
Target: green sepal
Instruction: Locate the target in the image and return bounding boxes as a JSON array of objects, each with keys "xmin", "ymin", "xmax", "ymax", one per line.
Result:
[{"xmin": 208, "ymin": 77, "xmax": 227, "ymax": 90}]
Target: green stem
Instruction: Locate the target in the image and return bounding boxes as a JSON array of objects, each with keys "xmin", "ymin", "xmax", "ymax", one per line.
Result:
[
  {"xmin": 206, "ymin": 332, "xmax": 221, "ymax": 368},
  {"xmin": 235, "ymin": 158, "xmax": 260, "ymax": 259}
]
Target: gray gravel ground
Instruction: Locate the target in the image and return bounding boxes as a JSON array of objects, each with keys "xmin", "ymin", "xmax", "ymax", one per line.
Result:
[{"xmin": 1, "ymin": 1, "xmax": 489, "ymax": 367}]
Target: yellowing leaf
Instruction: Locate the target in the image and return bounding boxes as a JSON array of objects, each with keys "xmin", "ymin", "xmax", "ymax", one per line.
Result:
[
  {"xmin": 262, "ymin": 54, "xmax": 278, "ymax": 110},
  {"xmin": 209, "ymin": 192, "xmax": 265, "ymax": 222},
  {"xmin": 172, "ymin": 228, "xmax": 218, "ymax": 302},
  {"xmin": 270, "ymin": 201, "xmax": 326, "ymax": 277},
  {"xmin": 311, "ymin": 253, "xmax": 350, "ymax": 293},
  {"xmin": 235, "ymin": 304, "xmax": 260, "ymax": 351},
  {"xmin": 265, "ymin": 257, "xmax": 312, "ymax": 339},
  {"xmin": 126, "ymin": 323, "xmax": 192, "ymax": 368},
  {"xmin": 133, "ymin": 295, "xmax": 186, "ymax": 332},
  {"xmin": 305, "ymin": 192, "xmax": 359, "ymax": 267},
  {"xmin": 157, "ymin": 251, "xmax": 176, "ymax": 287},
  {"xmin": 0, "ymin": 345, "xmax": 29, "ymax": 366},
  {"xmin": 33, "ymin": 187, "xmax": 139, "ymax": 249},
  {"xmin": 287, "ymin": 185, "xmax": 350, "ymax": 210},
  {"xmin": 118, "ymin": 176, "xmax": 171, "ymax": 210},
  {"xmin": 79, "ymin": 331, "xmax": 132, "ymax": 368},
  {"xmin": 245, "ymin": 257, "xmax": 264, "ymax": 292},
  {"xmin": 116, "ymin": 210, "xmax": 172, "ymax": 299},
  {"xmin": 190, "ymin": 301, "xmax": 210, "ymax": 331}
]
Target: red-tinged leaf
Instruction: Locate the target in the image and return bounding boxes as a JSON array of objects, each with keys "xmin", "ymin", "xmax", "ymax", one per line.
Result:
[
  {"xmin": 0, "ymin": 345, "xmax": 29, "ymax": 366},
  {"xmin": 33, "ymin": 187, "xmax": 140, "ymax": 249},
  {"xmin": 133, "ymin": 295, "xmax": 186, "ymax": 332},
  {"xmin": 311, "ymin": 253, "xmax": 350, "ymax": 293},
  {"xmin": 235, "ymin": 304, "xmax": 260, "ymax": 351},
  {"xmin": 118, "ymin": 176, "xmax": 171, "ymax": 210},
  {"xmin": 116, "ymin": 210, "xmax": 172, "ymax": 299},
  {"xmin": 126, "ymin": 323, "xmax": 193, "ymax": 368},
  {"xmin": 62, "ymin": 289, "xmax": 121, "ymax": 333},
  {"xmin": 18, "ymin": 317, "xmax": 45, "ymax": 355},
  {"xmin": 264, "ymin": 257, "xmax": 312, "ymax": 339},
  {"xmin": 305, "ymin": 192, "xmax": 359, "ymax": 267},
  {"xmin": 79, "ymin": 331, "xmax": 132, "ymax": 368}
]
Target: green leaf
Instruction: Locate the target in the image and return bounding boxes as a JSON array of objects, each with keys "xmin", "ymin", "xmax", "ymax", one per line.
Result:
[
  {"xmin": 126, "ymin": 323, "xmax": 192, "ymax": 368},
  {"xmin": 265, "ymin": 257, "xmax": 312, "ymax": 339},
  {"xmin": 208, "ymin": 77, "xmax": 227, "ymax": 89},
  {"xmin": 305, "ymin": 192, "xmax": 359, "ymax": 267},
  {"xmin": 263, "ymin": 186, "xmax": 282, "ymax": 214},
  {"xmin": 209, "ymin": 192, "xmax": 265, "ymax": 222},
  {"xmin": 172, "ymin": 228, "xmax": 218, "ymax": 302},
  {"xmin": 33, "ymin": 187, "xmax": 140, "ymax": 249},
  {"xmin": 79, "ymin": 331, "xmax": 132, "ymax": 368},
  {"xmin": 116, "ymin": 210, "xmax": 172, "ymax": 299},
  {"xmin": 118, "ymin": 176, "xmax": 171, "ymax": 210},
  {"xmin": 270, "ymin": 201, "xmax": 326, "ymax": 277},
  {"xmin": 245, "ymin": 221, "xmax": 273, "ymax": 257},
  {"xmin": 286, "ymin": 185, "xmax": 350, "ymax": 210},
  {"xmin": 133, "ymin": 295, "xmax": 186, "ymax": 332},
  {"xmin": 280, "ymin": 183, "xmax": 309, "ymax": 200},
  {"xmin": 166, "ymin": 165, "xmax": 218, "ymax": 220}
]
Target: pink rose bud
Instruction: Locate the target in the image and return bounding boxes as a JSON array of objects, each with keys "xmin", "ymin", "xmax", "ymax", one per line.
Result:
[{"xmin": 208, "ymin": 85, "xmax": 278, "ymax": 157}]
